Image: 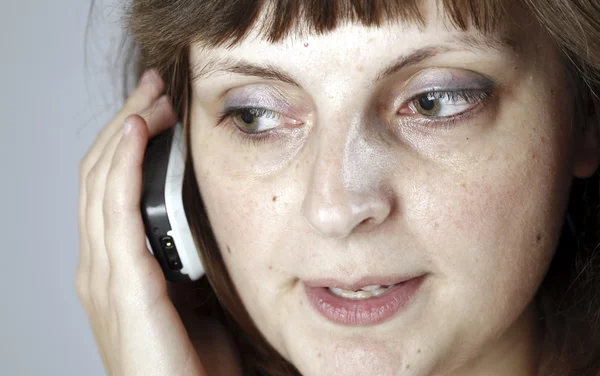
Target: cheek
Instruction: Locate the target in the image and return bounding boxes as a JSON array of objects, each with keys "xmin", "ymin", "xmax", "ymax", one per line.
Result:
[
  {"xmin": 195, "ymin": 171, "xmax": 266, "ymax": 268},
  {"xmin": 418, "ymin": 69, "xmax": 574, "ymax": 288},
  {"xmin": 419, "ymin": 172, "xmax": 558, "ymax": 288},
  {"xmin": 407, "ymin": 110, "xmax": 573, "ymax": 337},
  {"xmin": 191, "ymin": 148, "xmax": 286, "ymax": 300}
]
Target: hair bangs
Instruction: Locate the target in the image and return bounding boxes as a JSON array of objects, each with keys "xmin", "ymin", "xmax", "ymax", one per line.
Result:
[
  {"xmin": 262, "ymin": 0, "xmax": 504, "ymax": 44},
  {"xmin": 128, "ymin": 0, "xmax": 506, "ymax": 56},
  {"xmin": 199, "ymin": 0, "xmax": 505, "ymax": 47}
]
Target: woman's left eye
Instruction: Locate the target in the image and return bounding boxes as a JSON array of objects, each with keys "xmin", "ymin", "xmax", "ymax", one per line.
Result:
[{"xmin": 399, "ymin": 90, "xmax": 490, "ymax": 118}]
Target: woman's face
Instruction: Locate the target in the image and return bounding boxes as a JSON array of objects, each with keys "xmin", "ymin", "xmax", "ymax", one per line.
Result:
[{"xmin": 188, "ymin": 3, "xmax": 598, "ymax": 376}]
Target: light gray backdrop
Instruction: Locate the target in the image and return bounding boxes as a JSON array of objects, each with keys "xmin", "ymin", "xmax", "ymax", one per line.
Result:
[{"xmin": 1, "ymin": 1, "xmax": 129, "ymax": 374}]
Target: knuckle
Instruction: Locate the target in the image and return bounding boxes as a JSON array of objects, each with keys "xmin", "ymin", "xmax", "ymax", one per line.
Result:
[
  {"xmin": 85, "ymin": 166, "xmax": 101, "ymax": 195},
  {"xmin": 78, "ymin": 156, "xmax": 89, "ymax": 175},
  {"xmin": 102, "ymin": 189, "xmax": 122, "ymax": 220},
  {"xmin": 107, "ymin": 277, "xmax": 121, "ymax": 304},
  {"xmin": 74, "ymin": 270, "xmax": 89, "ymax": 300},
  {"xmin": 102, "ymin": 173, "xmax": 128, "ymax": 220},
  {"xmin": 89, "ymin": 279, "xmax": 108, "ymax": 310},
  {"xmin": 139, "ymin": 98, "xmax": 160, "ymax": 117},
  {"xmin": 121, "ymin": 98, "xmax": 140, "ymax": 115},
  {"xmin": 123, "ymin": 90, "xmax": 156, "ymax": 115}
]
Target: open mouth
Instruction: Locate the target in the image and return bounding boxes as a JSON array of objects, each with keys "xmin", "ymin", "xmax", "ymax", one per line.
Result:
[{"xmin": 303, "ymin": 276, "xmax": 426, "ymax": 326}]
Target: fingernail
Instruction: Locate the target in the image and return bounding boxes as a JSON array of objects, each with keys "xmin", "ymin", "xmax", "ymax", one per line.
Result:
[
  {"xmin": 139, "ymin": 69, "xmax": 157, "ymax": 87},
  {"xmin": 124, "ymin": 119, "xmax": 134, "ymax": 135}
]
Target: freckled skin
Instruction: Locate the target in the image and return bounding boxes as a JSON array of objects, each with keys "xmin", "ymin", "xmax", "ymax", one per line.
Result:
[{"xmin": 188, "ymin": 4, "xmax": 599, "ymax": 376}]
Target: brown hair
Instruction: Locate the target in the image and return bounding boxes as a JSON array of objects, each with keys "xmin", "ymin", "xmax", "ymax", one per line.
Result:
[{"xmin": 111, "ymin": 1, "xmax": 600, "ymax": 375}]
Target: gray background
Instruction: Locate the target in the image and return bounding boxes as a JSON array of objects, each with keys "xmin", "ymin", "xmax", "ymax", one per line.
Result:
[{"xmin": 1, "ymin": 1, "xmax": 128, "ymax": 374}]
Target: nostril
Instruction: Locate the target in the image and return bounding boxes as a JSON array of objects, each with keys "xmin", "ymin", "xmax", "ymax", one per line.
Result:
[{"xmin": 358, "ymin": 217, "xmax": 374, "ymax": 227}]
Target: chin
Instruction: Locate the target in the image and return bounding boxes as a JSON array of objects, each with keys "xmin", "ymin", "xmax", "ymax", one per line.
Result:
[{"xmin": 283, "ymin": 332, "xmax": 438, "ymax": 376}]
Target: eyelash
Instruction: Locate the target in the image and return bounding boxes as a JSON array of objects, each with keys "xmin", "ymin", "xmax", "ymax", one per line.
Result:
[
  {"xmin": 406, "ymin": 89, "xmax": 493, "ymax": 130},
  {"xmin": 215, "ymin": 107, "xmax": 283, "ymax": 146},
  {"xmin": 215, "ymin": 89, "xmax": 494, "ymax": 145},
  {"xmin": 419, "ymin": 90, "xmax": 491, "ymax": 106}
]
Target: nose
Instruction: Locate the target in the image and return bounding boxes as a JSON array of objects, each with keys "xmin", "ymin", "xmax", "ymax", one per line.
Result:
[{"xmin": 301, "ymin": 126, "xmax": 394, "ymax": 239}]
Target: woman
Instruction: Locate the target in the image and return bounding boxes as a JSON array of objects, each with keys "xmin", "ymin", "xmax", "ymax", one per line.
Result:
[{"xmin": 76, "ymin": 1, "xmax": 600, "ymax": 375}]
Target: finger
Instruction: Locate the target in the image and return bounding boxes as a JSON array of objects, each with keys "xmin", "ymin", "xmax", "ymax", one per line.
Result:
[
  {"xmin": 80, "ymin": 69, "xmax": 165, "ymax": 175},
  {"xmin": 109, "ymin": 69, "xmax": 166, "ymax": 142},
  {"xmin": 77, "ymin": 70, "xmax": 167, "ymax": 288},
  {"xmin": 98, "ymin": 79, "xmax": 174, "ymax": 152},
  {"xmin": 76, "ymin": 161, "xmax": 92, "ymax": 292},
  {"xmin": 86, "ymin": 94, "xmax": 177, "ymax": 277},
  {"xmin": 86, "ymin": 159, "xmax": 112, "ymax": 312},
  {"xmin": 123, "ymin": 70, "xmax": 166, "ymax": 115},
  {"xmin": 137, "ymin": 95, "xmax": 179, "ymax": 137},
  {"xmin": 94, "ymin": 95, "xmax": 178, "ymax": 189},
  {"xmin": 103, "ymin": 116, "xmax": 166, "ymax": 307}
]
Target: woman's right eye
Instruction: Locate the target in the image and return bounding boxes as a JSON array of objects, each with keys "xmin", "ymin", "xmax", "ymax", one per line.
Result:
[
  {"xmin": 215, "ymin": 106, "xmax": 304, "ymax": 145},
  {"xmin": 230, "ymin": 107, "xmax": 282, "ymax": 133}
]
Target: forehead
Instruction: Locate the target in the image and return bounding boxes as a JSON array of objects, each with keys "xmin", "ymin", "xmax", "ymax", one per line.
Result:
[
  {"xmin": 188, "ymin": 3, "xmax": 529, "ymax": 87},
  {"xmin": 190, "ymin": 31, "xmax": 519, "ymax": 90}
]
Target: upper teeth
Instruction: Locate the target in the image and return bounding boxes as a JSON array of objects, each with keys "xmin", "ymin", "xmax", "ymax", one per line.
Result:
[
  {"xmin": 360, "ymin": 285, "xmax": 383, "ymax": 291},
  {"xmin": 328, "ymin": 284, "xmax": 394, "ymax": 299}
]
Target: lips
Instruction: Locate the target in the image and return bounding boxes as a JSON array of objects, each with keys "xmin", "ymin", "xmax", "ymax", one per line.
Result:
[{"xmin": 303, "ymin": 275, "xmax": 426, "ymax": 326}]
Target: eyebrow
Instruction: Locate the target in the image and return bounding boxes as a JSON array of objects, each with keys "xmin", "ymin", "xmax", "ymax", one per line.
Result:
[{"xmin": 191, "ymin": 34, "xmax": 518, "ymax": 88}]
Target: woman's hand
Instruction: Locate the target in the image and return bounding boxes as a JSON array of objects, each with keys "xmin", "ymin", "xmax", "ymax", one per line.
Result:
[{"xmin": 75, "ymin": 70, "xmax": 240, "ymax": 376}]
